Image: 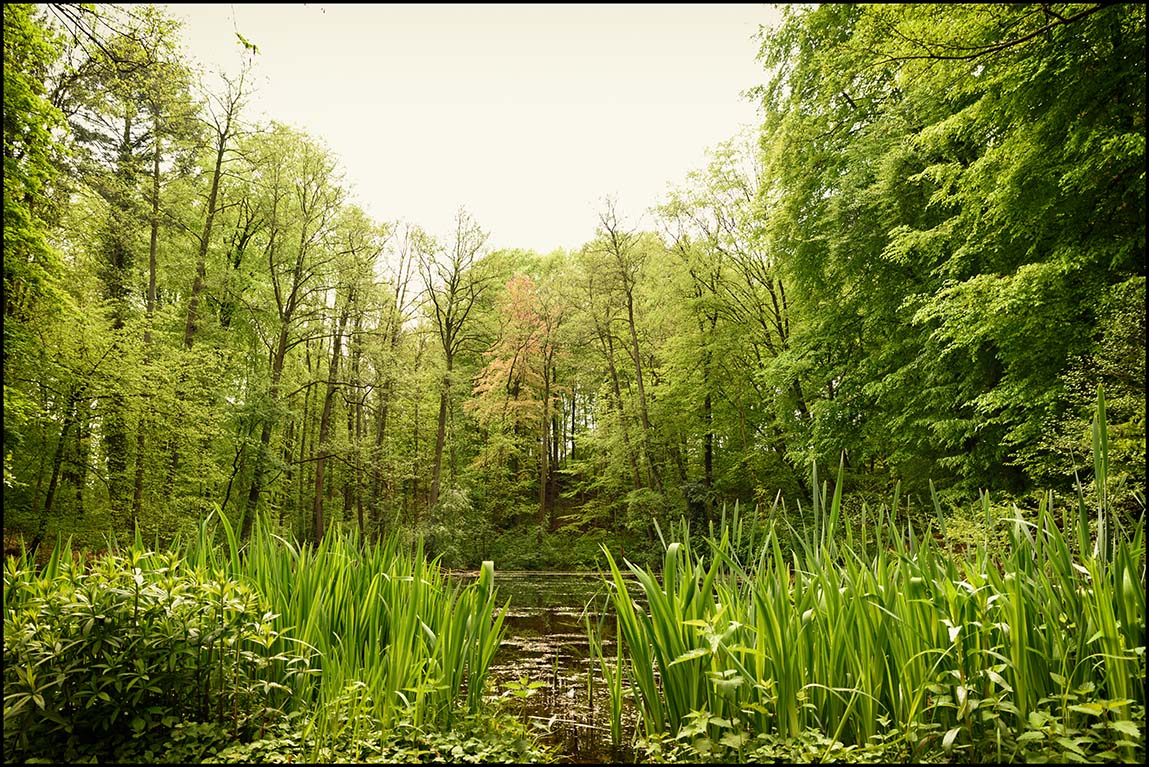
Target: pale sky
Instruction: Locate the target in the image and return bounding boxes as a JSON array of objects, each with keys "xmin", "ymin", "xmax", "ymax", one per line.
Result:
[{"xmin": 166, "ymin": 3, "xmax": 785, "ymax": 253}]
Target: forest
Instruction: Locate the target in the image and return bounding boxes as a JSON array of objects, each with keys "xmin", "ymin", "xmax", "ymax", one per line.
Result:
[
  {"xmin": 4, "ymin": 3, "xmax": 1145, "ymax": 765},
  {"xmin": 6, "ymin": 3, "xmax": 1142, "ymax": 567}
]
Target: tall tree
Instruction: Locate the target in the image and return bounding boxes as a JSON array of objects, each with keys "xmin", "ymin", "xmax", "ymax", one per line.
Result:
[
  {"xmin": 130, "ymin": 7, "xmax": 200, "ymax": 521},
  {"xmin": 590, "ymin": 200, "xmax": 662, "ymax": 490},
  {"xmin": 658, "ymin": 131, "xmax": 809, "ymax": 505},
  {"xmin": 50, "ymin": 4, "xmax": 197, "ymax": 531},
  {"xmin": 240, "ymin": 124, "xmax": 345, "ymax": 539},
  {"xmin": 469, "ymin": 267, "xmax": 567, "ymax": 525},
  {"xmin": 3, "ymin": 4, "xmax": 69, "ymax": 497},
  {"xmin": 182, "ymin": 63, "xmax": 250, "ymax": 349},
  {"xmin": 755, "ymin": 3, "xmax": 1145, "ymax": 496},
  {"xmin": 310, "ymin": 206, "xmax": 388, "ymax": 542},
  {"xmin": 416, "ymin": 208, "xmax": 493, "ymax": 510},
  {"xmin": 368, "ymin": 223, "xmax": 419, "ymax": 529}
]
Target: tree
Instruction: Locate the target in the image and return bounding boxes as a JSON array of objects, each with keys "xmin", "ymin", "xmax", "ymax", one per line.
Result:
[
  {"xmin": 754, "ymin": 3, "xmax": 1145, "ymax": 497},
  {"xmin": 657, "ymin": 131, "xmax": 811, "ymax": 510},
  {"xmin": 239, "ymin": 124, "xmax": 346, "ymax": 539},
  {"xmin": 182, "ymin": 63, "xmax": 251, "ymax": 349},
  {"xmin": 587, "ymin": 200, "xmax": 663, "ymax": 491},
  {"xmin": 3, "ymin": 3, "xmax": 69, "ymax": 497},
  {"xmin": 469, "ymin": 266, "xmax": 568, "ymax": 526},
  {"xmin": 310, "ymin": 205, "xmax": 388, "ymax": 542},
  {"xmin": 366, "ymin": 223, "xmax": 419, "ymax": 530},
  {"xmin": 41, "ymin": 4, "xmax": 201, "ymax": 531},
  {"xmin": 416, "ymin": 208, "xmax": 493, "ymax": 511}
]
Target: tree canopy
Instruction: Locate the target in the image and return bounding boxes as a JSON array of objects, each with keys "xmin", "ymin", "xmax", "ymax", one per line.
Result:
[{"xmin": 3, "ymin": 3, "xmax": 1143, "ymax": 565}]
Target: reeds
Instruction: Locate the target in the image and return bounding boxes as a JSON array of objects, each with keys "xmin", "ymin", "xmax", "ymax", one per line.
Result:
[
  {"xmin": 594, "ymin": 391, "xmax": 1145, "ymax": 761},
  {"xmin": 184, "ymin": 516, "xmax": 509, "ymax": 736}
]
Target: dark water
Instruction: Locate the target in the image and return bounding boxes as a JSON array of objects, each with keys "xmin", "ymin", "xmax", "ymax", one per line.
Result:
[{"xmin": 451, "ymin": 570, "xmax": 644, "ymax": 764}]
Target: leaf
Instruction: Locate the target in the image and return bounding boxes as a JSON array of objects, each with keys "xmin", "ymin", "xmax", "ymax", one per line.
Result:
[
  {"xmin": 986, "ymin": 669, "xmax": 1013, "ymax": 692},
  {"xmin": 1110, "ymin": 720, "xmax": 1140, "ymax": 739},
  {"xmin": 691, "ymin": 736, "xmax": 713, "ymax": 755},
  {"xmin": 669, "ymin": 647, "xmax": 710, "ymax": 666},
  {"xmin": 1055, "ymin": 737, "xmax": 1086, "ymax": 756},
  {"xmin": 712, "ymin": 676, "xmax": 745, "ymax": 695},
  {"xmin": 235, "ymin": 32, "xmax": 260, "ymax": 55},
  {"xmin": 719, "ymin": 731, "xmax": 751, "ymax": 749},
  {"xmin": 942, "ymin": 726, "xmax": 961, "ymax": 751},
  {"xmin": 1068, "ymin": 702, "xmax": 1105, "ymax": 716}
]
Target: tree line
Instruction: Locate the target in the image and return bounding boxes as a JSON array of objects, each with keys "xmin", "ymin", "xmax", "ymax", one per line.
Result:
[{"xmin": 4, "ymin": 3, "xmax": 1143, "ymax": 562}]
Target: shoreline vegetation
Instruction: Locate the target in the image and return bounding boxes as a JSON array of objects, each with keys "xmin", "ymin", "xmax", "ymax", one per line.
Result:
[
  {"xmin": 4, "ymin": 2, "xmax": 1144, "ymax": 763},
  {"xmin": 5, "ymin": 392, "xmax": 1145, "ymax": 764}
]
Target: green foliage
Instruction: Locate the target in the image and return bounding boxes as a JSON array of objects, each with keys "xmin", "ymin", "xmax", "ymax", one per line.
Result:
[
  {"xmin": 188, "ymin": 517, "xmax": 508, "ymax": 728},
  {"xmin": 2, "ymin": 4, "xmax": 1143, "ymax": 762},
  {"xmin": 755, "ymin": 3, "xmax": 1146, "ymax": 497},
  {"xmin": 623, "ymin": 486, "xmax": 673, "ymax": 536},
  {"xmin": 2, "ymin": 540, "xmax": 308, "ymax": 763},
  {"xmin": 2, "ymin": 523, "xmax": 544, "ymax": 763},
  {"xmin": 592, "ymin": 397, "xmax": 1146, "ymax": 762},
  {"xmin": 429, "ymin": 483, "xmax": 491, "ymax": 568},
  {"xmin": 487, "ymin": 522, "xmax": 643, "ymax": 571},
  {"xmin": 3, "ymin": 3, "xmax": 68, "ymax": 322},
  {"xmin": 638, "ymin": 723, "xmax": 911, "ymax": 764},
  {"xmin": 204, "ymin": 697, "xmax": 552, "ymax": 764}
]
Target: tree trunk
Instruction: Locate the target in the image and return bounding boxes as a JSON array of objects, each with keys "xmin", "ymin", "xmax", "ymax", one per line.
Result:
[
  {"xmin": 539, "ymin": 359, "xmax": 550, "ymax": 527},
  {"xmin": 569, "ymin": 388, "xmax": 577, "ymax": 462},
  {"xmin": 313, "ymin": 304, "xmax": 351, "ymax": 542},
  {"xmin": 131, "ymin": 110, "xmax": 162, "ymax": 524},
  {"xmin": 373, "ymin": 379, "xmax": 390, "ymax": 526},
  {"xmin": 624, "ymin": 290, "xmax": 661, "ymax": 491},
  {"xmin": 429, "ymin": 356, "xmax": 452, "ymax": 510},
  {"xmin": 549, "ymin": 363, "xmax": 560, "ymax": 527},
  {"xmin": 242, "ymin": 323, "xmax": 290, "ymax": 540},
  {"xmin": 411, "ymin": 398, "xmax": 420, "ymax": 524},
  {"xmin": 30, "ymin": 392, "xmax": 78, "ymax": 554},
  {"xmin": 63, "ymin": 403, "xmax": 90, "ymax": 517},
  {"xmin": 183, "ymin": 117, "xmax": 229, "ymax": 348},
  {"xmin": 279, "ymin": 416, "xmax": 296, "ymax": 524},
  {"xmin": 602, "ymin": 330, "xmax": 640, "ymax": 489},
  {"xmin": 105, "ymin": 110, "xmax": 135, "ymax": 530},
  {"xmin": 349, "ymin": 312, "xmax": 365, "ymax": 536}
]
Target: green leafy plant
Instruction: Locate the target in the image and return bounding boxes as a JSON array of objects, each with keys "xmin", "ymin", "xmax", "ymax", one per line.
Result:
[
  {"xmin": 500, "ymin": 674, "xmax": 547, "ymax": 719},
  {"xmin": 590, "ymin": 393, "xmax": 1145, "ymax": 763},
  {"xmin": 3, "ymin": 538, "xmax": 308, "ymax": 763}
]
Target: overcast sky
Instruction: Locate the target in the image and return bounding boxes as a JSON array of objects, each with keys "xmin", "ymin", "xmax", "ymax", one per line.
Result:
[{"xmin": 166, "ymin": 3, "xmax": 785, "ymax": 253}]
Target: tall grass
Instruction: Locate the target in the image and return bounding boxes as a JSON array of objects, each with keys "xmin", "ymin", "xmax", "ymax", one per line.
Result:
[
  {"xmin": 595, "ymin": 391, "xmax": 1145, "ymax": 761},
  {"xmin": 183, "ymin": 517, "xmax": 508, "ymax": 738},
  {"xmin": 6, "ymin": 510, "xmax": 511, "ymax": 761}
]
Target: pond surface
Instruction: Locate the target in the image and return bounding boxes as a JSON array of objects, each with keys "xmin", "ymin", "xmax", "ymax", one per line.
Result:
[{"xmin": 450, "ymin": 570, "xmax": 645, "ymax": 764}]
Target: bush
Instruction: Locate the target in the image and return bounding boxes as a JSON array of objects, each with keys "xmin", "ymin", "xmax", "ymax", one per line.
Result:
[
  {"xmin": 489, "ymin": 523, "xmax": 547, "ymax": 570},
  {"xmin": 428, "ymin": 483, "xmax": 493, "ymax": 568},
  {"xmin": 3, "ymin": 543, "xmax": 308, "ymax": 762}
]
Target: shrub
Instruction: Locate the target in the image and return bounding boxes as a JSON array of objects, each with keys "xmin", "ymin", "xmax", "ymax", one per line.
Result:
[{"xmin": 3, "ymin": 541, "xmax": 308, "ymax": 762}]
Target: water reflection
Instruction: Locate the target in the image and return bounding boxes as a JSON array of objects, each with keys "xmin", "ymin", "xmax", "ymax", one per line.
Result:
[{"xmin": 450, "ymin": 570, "xmax": 644, "ymax": 764}]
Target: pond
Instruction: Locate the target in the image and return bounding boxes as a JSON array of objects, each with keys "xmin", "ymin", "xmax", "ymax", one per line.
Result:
[{"xmin": 450, "ymin": 570, "xmax": 646, "ymax": 764}]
